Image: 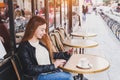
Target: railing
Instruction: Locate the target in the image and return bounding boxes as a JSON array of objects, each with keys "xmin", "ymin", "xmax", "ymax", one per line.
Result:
[{"xmin": 99, "ymin": 11, "xmax": 120, "ymax": 41}]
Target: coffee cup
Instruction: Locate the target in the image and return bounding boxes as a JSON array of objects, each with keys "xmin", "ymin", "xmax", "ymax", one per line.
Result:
[{"xmin": 79, "ymin": 58, "xmax": 89, "ymax": 67}]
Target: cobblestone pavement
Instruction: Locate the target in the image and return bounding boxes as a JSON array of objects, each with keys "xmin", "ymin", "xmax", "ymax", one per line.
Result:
[{"xmin": 75, "ymin": 12, "xmax": 120, "ymax": 80}]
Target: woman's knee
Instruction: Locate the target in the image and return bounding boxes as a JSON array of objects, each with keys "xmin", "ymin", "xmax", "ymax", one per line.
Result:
[
  {"xmin": 37, "ymin": 72, "xmax": 74, "ymax": 80},
  {"xmin": 59, "ymin": 72, "xmax": 74, "ymax": 80}
]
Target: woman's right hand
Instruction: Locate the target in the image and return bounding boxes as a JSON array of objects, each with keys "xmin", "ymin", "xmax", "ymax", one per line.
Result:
[{"xmin": 53, "ymin": 59, "xmax": 66, "ymax": 68}]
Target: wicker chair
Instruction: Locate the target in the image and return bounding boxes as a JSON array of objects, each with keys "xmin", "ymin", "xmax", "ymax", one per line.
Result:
[
  {"xmin": 49, "ymin": 32, "xmax": 65, "ymax": 52},
  {"xmin": 57, "ymin": 27, "xmax": 70, "ymax": 40},
  {"xmin": 10, "ymin": 54, "xmax": 36, "ymax": 80}
]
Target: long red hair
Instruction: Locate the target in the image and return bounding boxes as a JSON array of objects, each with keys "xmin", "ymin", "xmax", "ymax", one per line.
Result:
[{"xmin": 22, "ymin": 16, "xmax": 53, "ymax": 60}]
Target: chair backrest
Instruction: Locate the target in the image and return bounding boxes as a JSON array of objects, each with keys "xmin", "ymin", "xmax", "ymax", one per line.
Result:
[
  {"xmin": 49, "ymin": 33, "xmax": 65, "ymax": 52},
  {"xmin": 11, "ymin": 54, "xmax": 23, "ymax": 80},
  {"xmin": 0, "ymin": 57, "xmax": 18, "ymax": 80},
  {"xmin": 58, "ymin": 28, "xmax": 69, "ymax": 39},
  {"xmin": 53, "ymin": 29, "xmax": 74, "ymax": 54},
  {"xmin": 49, "ymin": 33, "xmax": 59, "ymax": 52},
  {"xmin": 10, "ymin": 54, "xmax": 35, "ymax": 80},
  {"xmin": 53, "ymin": 30, "xmax": 64, "ymax": 41}
]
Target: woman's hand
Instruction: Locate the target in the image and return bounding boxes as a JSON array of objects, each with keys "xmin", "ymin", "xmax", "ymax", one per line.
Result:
[{"xmin": 53, "ymin": 59, "xmax": 66, "ymax": 68}]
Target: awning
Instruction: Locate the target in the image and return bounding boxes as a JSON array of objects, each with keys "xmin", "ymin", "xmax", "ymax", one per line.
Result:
[{"xmin": 0, "ymin": 3, "xmax": 5, "ymax": 7}]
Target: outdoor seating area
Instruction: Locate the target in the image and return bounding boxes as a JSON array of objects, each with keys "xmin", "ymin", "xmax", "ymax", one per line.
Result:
[{"xmin": 1, "ymin": 0, "xmax": 120, "ymax": 80}]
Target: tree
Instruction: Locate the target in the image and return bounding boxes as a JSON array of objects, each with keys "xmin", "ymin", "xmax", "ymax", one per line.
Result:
[{"xmin": 103, "ymin": 0, "xmax": 111, "ymax": 5}]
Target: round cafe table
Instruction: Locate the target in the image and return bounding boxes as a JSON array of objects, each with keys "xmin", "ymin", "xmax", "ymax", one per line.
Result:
[
  {"xmin": 59, "ymin": 54, "xmax": 110, "ymax": 80},
  {"xmin": 62, "ymin": 38, "xmax": 98, "ymax": 54},
  {"xmin": 16, "ymin": 32, "xmax": 24, "ymax": 37},
  {"xmin": 71, "ymin": 32, "xmax": 97, "ymax": 39},
  {"xmin": 15, "ymin": 32, "xmax": 24, "ymax": 44}
]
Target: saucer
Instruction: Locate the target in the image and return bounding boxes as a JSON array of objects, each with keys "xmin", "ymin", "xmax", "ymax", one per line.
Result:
[{"xmin": 76, "ymin": 63, "xmax": 92, "ymax": 69}]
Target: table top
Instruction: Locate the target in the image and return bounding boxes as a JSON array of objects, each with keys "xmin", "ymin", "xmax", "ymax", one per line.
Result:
[
  {"xmin": 59, "ymin": 54, "xmax": 110, "ymax": 74},
  {"xmin": 16, "ymin": 32, "xmax": 24, "ymax": 37},
  {"xmin": 71, "ymin": 32, "xmax": 97, "ymax": 37},
  {"xmin": 62, "ymin": 38, "xmax": 98, "ymax": 48}
]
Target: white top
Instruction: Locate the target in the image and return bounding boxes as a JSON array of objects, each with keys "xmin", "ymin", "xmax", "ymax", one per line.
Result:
[
  {"xmin": 29, "ymin": 41, "xmax": 50, "ymax": 65},
  {"xmin": 0, "ymin": 40, "xmax": 6, "ymax": 59}
]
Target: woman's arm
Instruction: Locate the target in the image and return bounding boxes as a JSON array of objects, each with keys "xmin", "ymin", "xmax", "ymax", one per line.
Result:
[{"xmin": 53, "ymin": 51, "xmax": 71, "ymax": 61}]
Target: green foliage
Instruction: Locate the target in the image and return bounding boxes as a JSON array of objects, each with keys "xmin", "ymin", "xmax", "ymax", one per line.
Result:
[{"xmin": 103, "ymin": 0, "xmax": 111, "ymax": 5}]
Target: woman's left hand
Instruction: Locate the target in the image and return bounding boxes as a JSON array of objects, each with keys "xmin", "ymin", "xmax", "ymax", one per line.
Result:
[{"xmin": 53, "ymin": 59, "xmax": 66, "ymax": 68}]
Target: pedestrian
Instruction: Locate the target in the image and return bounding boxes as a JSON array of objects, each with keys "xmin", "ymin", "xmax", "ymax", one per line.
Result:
[
  {"xmin": 82, "ymin": 5, "xmax": 87, "ymax": 21},
  {"xmin": 17, "ymin": 16, "xmax": 74, "ymax": 80}
]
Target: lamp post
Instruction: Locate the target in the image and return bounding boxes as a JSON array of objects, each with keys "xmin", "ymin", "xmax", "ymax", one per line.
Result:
[
  {"xmin": 8, "ymin": 0, "xmax": 16, "ymax": 54},
  {"xmin": 68, "ymin": 0, "xmax": 72, "ymax": 33}
]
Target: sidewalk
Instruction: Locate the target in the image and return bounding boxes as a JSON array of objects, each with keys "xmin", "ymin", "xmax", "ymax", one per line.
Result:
[{"xmin": 75, "ymin": 12, "xmax": 120, "ymax": 80}]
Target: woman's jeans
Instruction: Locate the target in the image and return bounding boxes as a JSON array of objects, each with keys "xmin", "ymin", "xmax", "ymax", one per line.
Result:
[{"xmin": 37, "ymin": 71, "xmax": 74, "ymax": 80}]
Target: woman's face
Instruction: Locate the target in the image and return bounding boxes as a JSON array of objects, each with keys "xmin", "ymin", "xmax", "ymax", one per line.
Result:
[{"xmin": 34, "ymin": 24, "xmax": 46, "ymax": 39}]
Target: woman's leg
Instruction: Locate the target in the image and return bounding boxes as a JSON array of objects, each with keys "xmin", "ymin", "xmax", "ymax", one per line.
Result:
[{"xmin": 37, "ymin": 72, "xmax": 74, "ymax": 80}]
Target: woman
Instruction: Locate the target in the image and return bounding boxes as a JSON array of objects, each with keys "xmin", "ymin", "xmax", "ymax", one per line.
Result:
[
  {"xmin": 17, "ymin": 16, "xmax": 73, "ymax": 80},
  {"xmin": 82, "ymin": 5, "xmax": 87, "ymax": 21}
]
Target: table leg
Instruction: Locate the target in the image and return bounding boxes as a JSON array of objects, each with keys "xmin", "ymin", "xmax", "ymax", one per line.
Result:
[
  {"xmin": 82, "ymin": 37, "xmax": 85, "ymax": 39},
  {"xmin": 79, "ymin": 48, "xmax": 84, "ymax": 54},
  {"xmin": 79, "ymin": 48, "xmax": 82, "ymax": 54},
  {"xmin": 78, "ymin": 74, "xmax": 88, "ymax": 80},
  {"xmin": 82, "ymin": 48, "xmax": 84, "ymax": 54}
]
